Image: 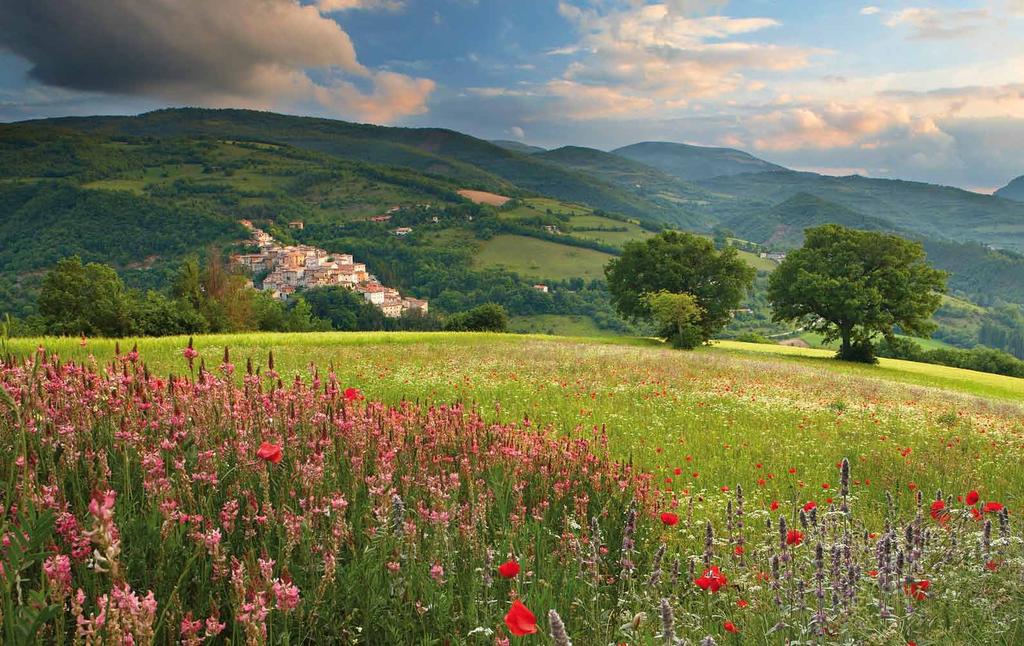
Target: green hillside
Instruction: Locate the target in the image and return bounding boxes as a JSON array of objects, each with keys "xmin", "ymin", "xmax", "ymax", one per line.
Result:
[
  {"xmin": 490, "ymin": 139, "xmax": 546, "ymax": 154},
  {"xmin": 698, "ymin": 170, "xmax": 1024, "ymax": 252},
  {"xmin": 535, "ymin": 145, "xmax": 716, "ymax": 229},
  {"xmin": 28, "ymin": 108, "xmax": 683, "ymax": 226},
  {"xmin": 725, "ymin": 192, "xmax": 897, "ymax": 248},
  {"xmin": 613, "ymin": 141, "xmax": 787, "ymax": 180}
]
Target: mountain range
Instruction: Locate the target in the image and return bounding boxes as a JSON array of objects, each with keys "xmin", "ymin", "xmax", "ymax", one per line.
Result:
[{"xmin": 2, "ymin": 107, "xmax": 1024, "ymax": 345}]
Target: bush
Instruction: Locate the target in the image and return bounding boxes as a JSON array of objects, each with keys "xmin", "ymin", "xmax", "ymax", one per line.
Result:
[{"xmin": 444, "ymin": 303, "xmax": 509, "ymax": 332}]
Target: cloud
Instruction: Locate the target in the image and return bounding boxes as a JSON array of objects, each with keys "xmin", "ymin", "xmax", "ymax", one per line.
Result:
[
  {"xmin": 0, "ymin": 0, "xmax": 434, "ymax": 123},
  {"xmin": 749, "ymin": 103, "xmax": 914, "ymax": 151},
  {"xmin": 316, "ymin": 0, "xmax": 405, "ymax": 11},
  {"xmin": 547, "ymin": 1, "xmax": 820, "ymax": 115},
  {"xmin": 860, "ymin": 6, "xmax": 881, "ymax": 16},
  {"xmin": 882, "ymin": 7, "xmax": 993, "ymax": 39}
]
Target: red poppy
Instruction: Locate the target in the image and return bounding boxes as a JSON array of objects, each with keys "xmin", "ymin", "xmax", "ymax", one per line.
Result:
[
  {"xmin": 971, "ymin": 508, "xmax": 983, "ymax": 521},
  {"xmin": 256, "ymin": 442, "xmax": 283, "ymax": 464},
  {"xmin": 724, "ymin": 621, "xmax": 739, "ymax": 634},
  {"xmin": 344, "ymin": 387, "xmax": 363, "ymax": 401},
  {"xmin": 695, "ymin": 565, "xmax": 728, "ymax": 593},
  {"xmin": 769, "ymin": 501, "xmax": 780, "ymax": 511},
  {"xmin": 803, "ymin": 501, "xmax": 817, "ymax": 512},
  {"xmin": 660, "ymin": 512, "xmax": 679, "ymax": 526},
  {"xmin": 497, "ymin": 560, "xmax": 520, "ymax": 579},
  {"xmin": 983, "ymin": 502, "xmax": 1004, "ymax": 514},
  {"xmin": 504, "ymin": 599, "xmax": 537, "ymax": 636},
  {"xmin": 930, "ymin": 500, "xmax": 950, "ymax": 524},
  {"xmin": 905, "ymin": 580, "xmax": 930, "ymax": 601},
  {"xmin": 822, "ymin": 483, "xmax": 830, "ymax": 490},
  {"xmin": 868, "ymin": 569, "xmax": 879, "ymax": 577},
  {"xmin": 985, "ymin": 560, "xmax": 999, "ymax": 571},
  {"xmin": 737, "ymin": 599, "xmax": 749, "ymax": 608},
  {"xmin": 786, "ymin": 530, "xmax": 804, "ymax": 546},
  {"xmin": 673, "ymin": 468, "xmax": 682, "ymax": 476},
  {"xmin": 734, "ymin": 546, "xmax": 744, "ymax": 556},
  {"xmin": 965, "ymin": 490, "xmax": 980, "ymax": 506},
  {"xmin": 788, "ymin": 467, "xmax": 797, "ymax": 474}
]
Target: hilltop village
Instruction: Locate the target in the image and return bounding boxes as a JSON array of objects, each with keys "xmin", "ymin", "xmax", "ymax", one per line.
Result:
[{"xmin": 231, "ymin": 220, "xmax": 428, "ymax": 318}]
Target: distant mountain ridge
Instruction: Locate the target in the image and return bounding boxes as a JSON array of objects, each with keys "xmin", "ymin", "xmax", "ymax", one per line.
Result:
[
  {"xmin": 612, "ymin": 141, "xmax": 788, "ymax": 181},
  {"xmin": 724, "ymin": 192, "xmax": 896, "ymax": 248},
  {"xmin": 9, "ymin": 107, "xmax": 1024, "ymax": 253},
  {"xmin": 490, "ymin": 140, "xmax": 546, "ymax": 154},
  {"xmin": 534, "ymin": 145, "xmax": 717, "ymax": 229},
  {"xmin": 996, "ymin": 175, "xmax": 1024, "ymax": 202}
]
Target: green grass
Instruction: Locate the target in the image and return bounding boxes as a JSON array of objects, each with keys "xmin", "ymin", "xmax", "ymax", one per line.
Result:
[
  {"xmin": 735, "ymin": 249, "xmax": 777, "ymax": 272},
  {"xmin": 9, "ymin": 331, "xmax": 1024, "ymax": 508},
  {"xmin": 509, "ymin": 314, "xmax": 615, "ymax": 336},
  {"xmin": 474, "ymin": 234, "xmax": 615, "ymax": 280},
  {"xmin": 714, "ymin": 339, "xmax": 1024, "ymax": 401},
  {"xmin": 565, "ymin": 214, "xmax": 655, "ymax": 247},
  {"xmin": 798, "ymin": 332, "xmax": 955, "ymax": 352},
  {"xmin": 14, "ymin": 331, "xmax": 1024, "ymax": 642}
]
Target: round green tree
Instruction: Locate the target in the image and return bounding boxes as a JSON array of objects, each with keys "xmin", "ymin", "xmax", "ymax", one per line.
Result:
[
  {"xmin": 605, "ymin": 231, "xmax": 756, "ymax": 344},
  {"xmin": 767, "ymin": 224, "xmax": 947, "ymax": 362}
]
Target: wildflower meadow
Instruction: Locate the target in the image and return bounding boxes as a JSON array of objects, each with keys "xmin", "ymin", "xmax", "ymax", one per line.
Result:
[{"xmin": 1, "ymin": 332, "xmax": 1023, "ymax": 644}]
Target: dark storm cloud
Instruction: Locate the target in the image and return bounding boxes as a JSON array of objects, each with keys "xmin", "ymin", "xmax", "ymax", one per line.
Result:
[{"xmin": 0, "ymin": 0, "xmax": 434, "ymax": 121}]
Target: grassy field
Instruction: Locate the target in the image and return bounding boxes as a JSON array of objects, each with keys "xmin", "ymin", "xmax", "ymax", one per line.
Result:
[
  {"xmin": 474, "ymin": 234, "xmax": 614, "ymax": 279},
  {"xmin": 9, "ymin": 331, "xmax": 1024, "ymax": 499},
  {"xmin": 5, "ymin": 331, "xmax": 1024, "ymax": 642},
  {"xmin": 509, "ymin": 314, "xmax": 617, "ymax": 336}
]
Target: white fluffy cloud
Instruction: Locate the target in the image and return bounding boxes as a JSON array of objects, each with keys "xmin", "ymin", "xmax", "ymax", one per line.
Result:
[
  {"xmin": 546, "ymin": 1, "xmax": 819, "ymax": 117},
  {"xmin": 883, "ymin": 7, "xmax": 993, "ymax": 39},
  {"xmin": 0, "ymin": 0, "xmax": 434, "ymax": 123}
]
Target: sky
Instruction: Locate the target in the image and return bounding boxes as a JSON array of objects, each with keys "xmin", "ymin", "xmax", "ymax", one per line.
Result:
[{"xmin": 1, "ymin": 1, "xmax": 1023, "ymax": 192}]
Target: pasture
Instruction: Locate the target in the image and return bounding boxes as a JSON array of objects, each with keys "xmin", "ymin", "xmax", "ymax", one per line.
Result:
[{"xmin": 2, "ymin": 332, "xmax": 1023, "ymax": 643}]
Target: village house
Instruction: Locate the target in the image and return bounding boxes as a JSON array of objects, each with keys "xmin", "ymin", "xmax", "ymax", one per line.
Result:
[
  {"xmin": 393, "ymin": 227, "xmax": 413, "ymax": 236},
  {"xmin": 533, "ymin": 284, "xmax": 549, "ymax": 293},
  {"xmin": 402, "ymin": 298, "xmax": 429, "ymax": 314},
  {"xmin": 288, "ymin": 220, "xmax": 304, "ymax": 230},
  {"xmin": 232, "ymin": 222, "xmax": 427, "ymax": 313},
  {"xmin": 381, "ymin": 296, "xmax": 403, "ymax": 318},
  {"xmin": 759, "ymin": 251, "xmax": 787, "ymax": 262}
]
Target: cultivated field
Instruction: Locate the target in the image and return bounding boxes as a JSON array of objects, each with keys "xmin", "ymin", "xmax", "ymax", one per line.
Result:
[{"xmin": 2, "ymin": 332, "xmax": 1023, "ymax": 643}]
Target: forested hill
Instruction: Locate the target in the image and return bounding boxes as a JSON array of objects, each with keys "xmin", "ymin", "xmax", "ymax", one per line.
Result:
[{"xmin": 23, "ymin": 109, "xmax": 695, "ymax": 227}]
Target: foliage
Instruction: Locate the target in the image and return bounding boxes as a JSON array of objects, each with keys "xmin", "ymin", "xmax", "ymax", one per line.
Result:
[
  {"xmin": 877, "ymin": 335, "xmax": 1024, "ymax": 378},
  {"xmin": 644, "ymin": 291, "xmax": 704, "ymax": 349},
  {"xmin": 768, "ymin": 225, "xmax": 947, "ymax": 362},
  {"xmin": 38, "ymin": 256, "xmax": 134, "ymax": 336},
  {"xmin": 304, "ymin": 286, "xmax": 387, "ymax": 331},
  {"xmin": 444, "ymin": 303, "xmax": 509, "ymax": 332},
  {"xmin": 605, "ymin": 231, "xmax": 756, "ymax": 341}
]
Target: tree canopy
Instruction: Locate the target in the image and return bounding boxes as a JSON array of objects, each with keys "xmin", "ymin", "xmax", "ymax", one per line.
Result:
[
  {"xmin": 767, "ymin": 224, "xmax": 947, "ymax": 362},
  {"xmin": 644, "ymin": 291, "xmax": 704, "ymax": 349},
  {"xmin": 38, "ymin": 256, "xmax": 133, "ymax": 337},
  {"xmin": 604, "ymin": 231, "xmax": 755, "ymax": 344}
]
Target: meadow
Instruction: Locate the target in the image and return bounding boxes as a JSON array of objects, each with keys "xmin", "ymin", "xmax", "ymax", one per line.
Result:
[{"xmin": 2, "ymin": 332, "xmax": 1023, "ymax": 644}]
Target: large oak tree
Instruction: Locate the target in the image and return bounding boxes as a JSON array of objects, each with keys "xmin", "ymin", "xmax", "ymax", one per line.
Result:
[
  {"xmin": 768, "ymin": 224, "xmax": 947, "ymax": 362},
  {"xmin": 605, "ymin": 231, "xmax": 755, "ymax": 344}
]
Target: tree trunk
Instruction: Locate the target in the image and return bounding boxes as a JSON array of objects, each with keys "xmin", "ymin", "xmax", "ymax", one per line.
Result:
[{"xmin": 839, "ymin": 323, "xmax": 851, "ymax": 359}]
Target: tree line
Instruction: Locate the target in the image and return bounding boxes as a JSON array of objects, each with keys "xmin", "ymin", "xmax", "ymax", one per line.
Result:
[
  {"xmin": 8, "ymin": 250, "xmax": 511, "ymax": 339},
  {"xmin": 603, "ymin": 224, "xmax": 1024, "ymax": 378}
]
